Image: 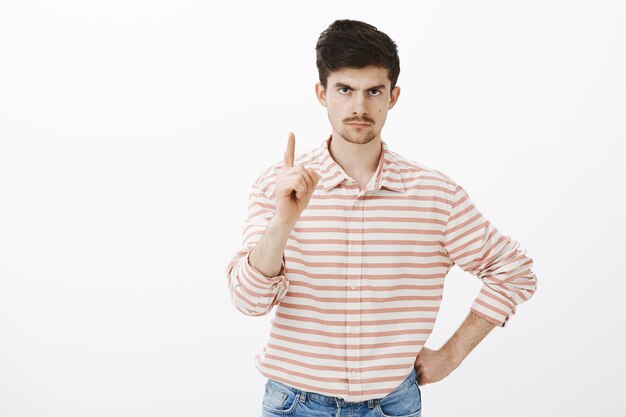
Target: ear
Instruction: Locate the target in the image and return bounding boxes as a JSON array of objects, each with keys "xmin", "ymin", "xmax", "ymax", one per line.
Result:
[
  {"xmin": 315, "ymin": 82, "xmax": 327, "ymax": 107},
  {"xmin": 388, "ymin": 86, "xmax": 401, "ymax": 110}
]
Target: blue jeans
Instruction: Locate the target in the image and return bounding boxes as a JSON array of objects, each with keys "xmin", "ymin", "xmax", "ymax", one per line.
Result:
[{"xmin": 261, "ymin": 367, "xmax": 422, "ymax": 417}]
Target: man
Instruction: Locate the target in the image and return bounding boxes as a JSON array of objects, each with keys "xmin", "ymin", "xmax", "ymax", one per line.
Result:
[{"xmin": 226, "ymin": 19, "xmax": 537, "ymax": 417}]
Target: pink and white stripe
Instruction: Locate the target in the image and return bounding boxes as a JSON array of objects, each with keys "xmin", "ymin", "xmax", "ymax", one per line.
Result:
[{"xmin": 226, "ymin": 135, "xmax": 537, "ymax": 402}]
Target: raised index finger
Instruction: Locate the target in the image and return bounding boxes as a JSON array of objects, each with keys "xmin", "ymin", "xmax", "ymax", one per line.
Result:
[{"xmin": 283, "ymin": 132, "xmax": 295, "ymax": 169}]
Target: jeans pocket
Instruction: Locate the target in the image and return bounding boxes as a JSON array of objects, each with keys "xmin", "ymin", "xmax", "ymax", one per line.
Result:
[
  {"xmin": 262, "ymin": 381, "xmax": 300, "ymax": 415},
  {"xmin": 375, "ymin": 379, "xmax": 422, "ymax": 417}
]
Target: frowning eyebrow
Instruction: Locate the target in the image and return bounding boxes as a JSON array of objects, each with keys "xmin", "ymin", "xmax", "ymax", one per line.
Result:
[{"xmin": 333, "ymin": 82, "xmax": 387, "ymax": 90}]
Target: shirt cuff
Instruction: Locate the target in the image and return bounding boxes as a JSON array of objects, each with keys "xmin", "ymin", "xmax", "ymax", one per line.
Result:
[
  {"xmin": 470, "ymin": 284, "xmax": 517, "ymax": 328},
  {"xmin": 242, "ymin": 250, "xmax": 290, "ymax": 303}
]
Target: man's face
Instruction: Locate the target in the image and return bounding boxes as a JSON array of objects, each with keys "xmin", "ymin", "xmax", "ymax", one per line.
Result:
[{"xmin": 315, "ymin": 65, "xmax": 400, "ymax": 145}]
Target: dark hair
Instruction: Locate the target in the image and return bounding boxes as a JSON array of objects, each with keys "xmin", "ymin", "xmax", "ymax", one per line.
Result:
[{"xmin": 316, "ymin": 19, "xmax": 400, "ymax": 90}]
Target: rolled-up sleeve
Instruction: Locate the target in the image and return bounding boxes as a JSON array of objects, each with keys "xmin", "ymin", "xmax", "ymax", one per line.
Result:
[
  {"xmin": 443, "ymin": 183, "xmax": 537, "ymax": 327},
  {"xmin": 225, "ymin": 175, "xmax": 290, "ymax": 316}
]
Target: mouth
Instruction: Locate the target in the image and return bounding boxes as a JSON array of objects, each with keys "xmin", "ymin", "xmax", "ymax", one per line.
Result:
[{"xmin": 347, "ymin": 123, "xmax": 372, "ymax": 128}]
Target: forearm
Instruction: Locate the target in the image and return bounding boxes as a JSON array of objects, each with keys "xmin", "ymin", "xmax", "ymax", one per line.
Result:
[
  {"xmin": 248, "ymin": 215, "xmax": 295, "ymax": 277},
  {"xmin": 440, "ymin": 310, "xmax": 497, "ymax": 366}
]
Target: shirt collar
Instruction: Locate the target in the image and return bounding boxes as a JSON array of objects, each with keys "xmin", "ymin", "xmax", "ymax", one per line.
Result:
[{"xmin": 315, "ymin": 135, "xmax": 405, "ymax": 193}]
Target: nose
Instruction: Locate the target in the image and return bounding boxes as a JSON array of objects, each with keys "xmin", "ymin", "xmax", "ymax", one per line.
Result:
[{"xmin": 351, "ymin": 92, "xmax": 367, "ymax": 116}]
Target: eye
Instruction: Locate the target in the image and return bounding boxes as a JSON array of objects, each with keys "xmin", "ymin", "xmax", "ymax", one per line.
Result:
[
  {"xmin": 369, "ymin": 89, "xmax": 381, "ymax": 96},
  {"xmin": 338, "ymin": 87, "xmax": 351, "ymax": 94}
]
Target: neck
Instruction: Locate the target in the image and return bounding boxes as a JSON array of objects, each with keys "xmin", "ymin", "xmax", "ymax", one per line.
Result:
[{"xmin": 328, "ymin": 131, "xmax": 382, "ymax": 181}]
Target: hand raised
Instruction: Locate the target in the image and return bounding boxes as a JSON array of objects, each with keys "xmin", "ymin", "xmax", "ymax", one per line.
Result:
[{"xmin": 274, "ymin": 132, "xmax": 321, "ymax": 225}]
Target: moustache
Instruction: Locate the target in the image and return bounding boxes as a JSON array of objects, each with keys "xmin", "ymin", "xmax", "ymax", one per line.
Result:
[{"xmin": 345, "ymin": 118, "xmax": 374, "ymax": 124}]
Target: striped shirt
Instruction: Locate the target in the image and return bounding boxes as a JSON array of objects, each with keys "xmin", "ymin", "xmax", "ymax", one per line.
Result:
[{"xmin": 225, "ymin": 135, "xmax": 537, "ymax": 402}]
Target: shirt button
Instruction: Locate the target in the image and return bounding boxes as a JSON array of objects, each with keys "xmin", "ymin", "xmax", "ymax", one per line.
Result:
[
  {"xmin": 350, "ymin": 327, "xmax": 358, "ymax": 334},
  {"xmin": 350, "ymin": 284, "xmax": 357, "ymax": 290},
  {"xmin": 351, "ymin": 370, "xmax": 358, "ymax": 377}
]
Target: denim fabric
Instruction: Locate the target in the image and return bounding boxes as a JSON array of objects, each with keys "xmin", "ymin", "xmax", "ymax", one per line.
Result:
[{"xmin": 261, "ymin": 367, "xmax": 422, "ymax": 417}]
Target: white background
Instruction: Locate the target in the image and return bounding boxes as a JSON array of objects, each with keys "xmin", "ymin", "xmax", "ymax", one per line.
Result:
[{"xmin": 1, "ymin": 1, "xmax": 624, "ymax": 416}]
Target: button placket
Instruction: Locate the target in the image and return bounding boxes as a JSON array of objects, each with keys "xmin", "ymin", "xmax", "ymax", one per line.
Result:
[{"xmin": 346, "ymin": 195, "xmax": 363, "ymax": 395}]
